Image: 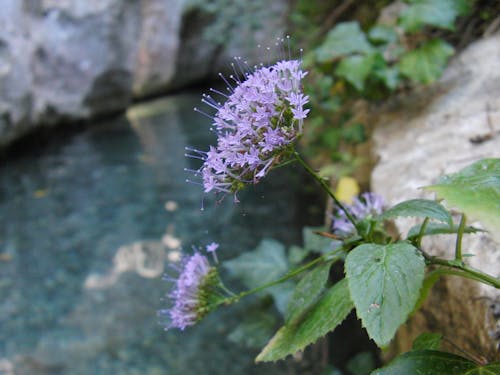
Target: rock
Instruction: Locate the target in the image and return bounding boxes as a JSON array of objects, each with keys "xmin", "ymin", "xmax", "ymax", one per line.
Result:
[
  {"xmin": 371, "ymin": 33, "xmax": 500, "ymax": 360},
  {"xmin": 0, "ymin": 0, "xmax": 140, "ymax": 146},
  {"xmin": 30, "ymin": 1, "xmax": 139, "ymax": 122},
  {"xmin": 132, "ymin": 0, "xmax": 183, "ymax": 95},
  {"xmin": 0, "ymin": 1, "xmax": 33, "ymax": 145},
  {"xmin": 0, "ymin": 0, "xmax": 289, "ymax": 147},
  {"xmin": 170, "ymin": 0, "xmax": 288, "ymax": 90}
]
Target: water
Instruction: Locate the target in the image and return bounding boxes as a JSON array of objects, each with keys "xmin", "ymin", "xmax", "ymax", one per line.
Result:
[{"xmin": 0, "ymin": 92, "xmax": 313, "ymax": 374}]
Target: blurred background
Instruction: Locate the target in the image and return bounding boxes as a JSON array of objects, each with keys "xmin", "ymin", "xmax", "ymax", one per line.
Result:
[
  {"xmin": 0, "ymin": 1, "xmax": 316, "ymax": 374},
  {"xmin": 1, "ymin": 1, "xmax": 499, "ymax": 374}
]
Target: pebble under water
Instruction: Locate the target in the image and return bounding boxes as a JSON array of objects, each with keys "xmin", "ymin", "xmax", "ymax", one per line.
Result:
[{"xmin": 0, "ymin": 92, "xmax": 313, "ymax": 375}]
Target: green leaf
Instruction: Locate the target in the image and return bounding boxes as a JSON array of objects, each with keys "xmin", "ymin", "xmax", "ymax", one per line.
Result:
[
  {"xmin": 398, "ymin": 39, "xmax": 454, "ymax": 84},
  {"xmin": 228, "ymin": 308, "xmax": 277, "ymax": 349},
  {"xmin": 414, "ymin": 270, "xmax": 441, "ymax": 312},
  {"xmin": 316, "ymin": 21, "xmax": 374, "ymax": 62},
  {"xmin": 398, "ymin": 0, "xmax": 469, "ymax": 33},
  {"xmin": 223, "ymin": 238, "xmax": 288, "ymax": 289},
  {"xmin": 368, "ymin": 25, "xmax": 398, "ymax": 44},
  {"xmin": 371, "ymin": 350, "xmax": 494, "ymax": 375},
  {"xmin": 375, "ymin": 66, "xmax": 401, "ymax": 90},
  {"xmin": 336, "ymin": 54, "xmax": 376, "ymax": 91},
  {"xmin": 288, "ymin": 245, "xmax": 309, "ymax": 265},
  {"xmin": 342, "ymin": 123, "xmax": 367, "ymax": 144},
  {"xmin": 380, "ymin": 199, "xmax": 452, "ymax": 226},
  {"xmin": 407, "ymin": 222, "xmax": 483, "ymax": 239},
  {"xmin": 269, "ymin": 281, "xmax": 295, "ymax": 316},
  {"xmin": 467, "ymin": 362, "xmax": 500, "ymax": 375},
  {"xmin": 425, "ymin": 159, "xmax": 500, "ymax": 243},
  {"xmin": 256, "ymin": 279, "xmax": 353, "ymax": 362},
  {"xmin": 412, "ymin": 332, "xmax": 442, "ymax": 351},
  {"xmin": 345, "ymin": 242, "xmax": 425, "ymax": 347},
  {"xmin": 303, "ymin": 226, "xmax": 334, "ymax": 254},
  {"xmin": 286, "ymin": 262, "xmax": 332, "ymax": 324}
]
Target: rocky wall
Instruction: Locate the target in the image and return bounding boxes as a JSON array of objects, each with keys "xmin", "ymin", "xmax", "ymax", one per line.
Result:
[
  {"xmin": 371, "ymin": 32, "xmax": 500, "ymax": 361},
  {"xmin": 0, "ymin": 0, "xmax": 289, "ymax": 147}
]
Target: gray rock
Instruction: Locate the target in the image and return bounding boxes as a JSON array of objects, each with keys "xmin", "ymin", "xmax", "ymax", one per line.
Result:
[
  {"xmin": 132, "ymin": 0, "xmax": 183, "ymax": 95},
  {"xmin": 371, "ymin": 32, "xmax": 500, "ymax": 360},
  {"xmin": 170, "ymin": 0, "xmax": 288, "ymax": 90},
  {"xmin": 29, "ymin": 0, "xmax": 139, "ymax": 122},
  {"xmin": 0, "ymin": 0, "xmax": 289, "ymax": 147},
  {"xmin": 0, "ymin": 1, "xmax": 33, "ymax": 145}
]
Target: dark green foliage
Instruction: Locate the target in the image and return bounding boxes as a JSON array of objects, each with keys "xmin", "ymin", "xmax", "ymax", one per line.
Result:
[
  {"xmin": 293, "ymin": 0, "xmax": 471, "ymax": 163},
  {"xmin": 412, "ymin": 332, "xmax": 442, "ymax": 351},
  {"xmin": 373, "ymin": 350, "xmax": 500, "ymax": 375},
  {"xmin": 256, "ymin": 279, "xmax": 354, "ymax": 362}
]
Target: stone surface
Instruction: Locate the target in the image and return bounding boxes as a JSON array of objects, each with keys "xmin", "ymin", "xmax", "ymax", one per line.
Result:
[
  {"xmin": 0, "ymin": 1, "xmax": 33, "ymax": 145},
  {"xmin": 371, "ymin": 33, "xmax": 500, "ymax": 360},
  {"xmin": 0, "ymin": 0, "xmax": 288, "ymax": 147}
]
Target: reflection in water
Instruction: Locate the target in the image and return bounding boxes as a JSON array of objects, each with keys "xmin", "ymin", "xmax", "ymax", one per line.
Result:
[
  {"xmin": 0, "ymin": 92, "xmax": 308, "ymax": 374},
  {"xmin": 85, "ymin": 240, "xmax": 168, "ymax": 289}
]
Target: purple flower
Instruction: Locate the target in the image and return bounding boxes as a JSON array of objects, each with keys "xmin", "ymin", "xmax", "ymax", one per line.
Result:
[
  {"xmin": 188, "ymin": 57, "xmax": 309, "ymax": 197},
  {"xmin": 159, "ymin": 253, "xmax": 219, "ymax": 330},
  {"xmin": 206, "ymin": 242, "xmax": 219, "ymax": 253},
  {"xmin": 332, "ymin": 192, "xmax": 384, "ymax": 236}
]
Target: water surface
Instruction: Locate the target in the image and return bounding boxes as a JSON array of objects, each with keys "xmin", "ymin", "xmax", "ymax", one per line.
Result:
[{"xmin": 0, "ymin": 92, "xmax": 311, "ymax": 374}]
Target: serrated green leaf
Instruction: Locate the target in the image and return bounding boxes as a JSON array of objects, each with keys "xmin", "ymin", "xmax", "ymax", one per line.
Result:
[
  {"xmin": 380, "ymin": 199, "xmax": 452, "ymax": 226},
  {"xmin": 223, "ymin": 238, "xmax": 288, "ymax": 289},
  {"xmin": 336, "ymin": 54, "xmax": 376, "ymax": 91},
  {"xmin": 407, "ymin": 222, "xmax": 483, "ymax": 239},
  {"xmin": 303, "ymin": 226, "xmax": 334, "ymax": 254},
  {"xmin": 398, "ymin": 0, "xmax": 469, "ymax": 32},
  {"xmin": 228, "ymin": 308, "xmax": 277, "ymax": 349},
  {"xmin": 316, "ymin": 22, "xmax": 374, "ymax": 62},
  {"xmin": 286, "ymin": 262, "xmax": 332, "ymax": 324},
  {"xmin": 425, "ymin": 159, "xmax": 500, "ymax": 243},
  {"xmin": 368, "ymin": 25, "xmax": 398, "ymax": 44},
  {"xmin": 256, "ymin": 279, "xmax": 353, "ymax": 362},
  {"xmin": 345, "ymin": 242, "xmax": 425, "ymax": 347},
  {"xmin": 398, "ymin": 39, "xmax": 454, "ymax": 84},
  {"xmin": 371, "ymin": 350, "xmax": 488, "ymax": 375},
  {"xmin": 414, "ymin": 270, "xmax": 441, "ymax": 312},
  {"xmin": 412, "ymin": 332, "xmax": 442, "ymax": 351}
]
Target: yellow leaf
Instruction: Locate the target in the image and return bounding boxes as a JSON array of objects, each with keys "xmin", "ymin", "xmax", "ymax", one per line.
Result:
[{"xmin": 335, "ymin": 176, "xmax": 359, "ymax": 204}]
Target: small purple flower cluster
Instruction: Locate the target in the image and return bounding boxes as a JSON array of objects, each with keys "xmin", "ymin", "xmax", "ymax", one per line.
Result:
[
  {"xmin": 159, "ymin": 252, "xmax": 218, "ymax": 330},
  {"xmin": 188, "ymin": 59, "xmax": 309, "ymax": 196},
  {"xmin": 332, "ymin": 192, "xmax": 384, "ymax": 236}
]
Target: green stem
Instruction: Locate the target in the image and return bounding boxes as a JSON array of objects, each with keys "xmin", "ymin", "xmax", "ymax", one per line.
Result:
[
  {"xmin": 455, "ymin": 214, "xmax": 466, "ymax": 261},
  {"xmin": 415, "ymin": 217, "xmax": 429, "ymax": 248},
  {"xmin": 294, "ymin": 152, "xmax": 358, "ymax": 229},
  {"xmin": 422, "ymin": 251, "xmax": 500, "ymax": 289},
  {"xmin": 274, "ymin": 158, "xmax": 297, "ymax": 169},
  {"xmin": 218, "ymin": 280, "xmax": 236, "ymax": 297},
  {"xmin": 226, "ymin": 255, "xmax": 326, "ymax": 304}
]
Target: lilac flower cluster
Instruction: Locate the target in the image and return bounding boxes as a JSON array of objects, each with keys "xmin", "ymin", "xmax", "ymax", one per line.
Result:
[
  {"xmin": 332, "ymin": 192, "xmax": 384, "ymax": 237},
  {"xmin": 188, "ymin": 59, "xmax": 309, "ymax": 196},
  {"xmin": 159, "ymin": 252, "xmax": 219, "ymax": 330}
]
